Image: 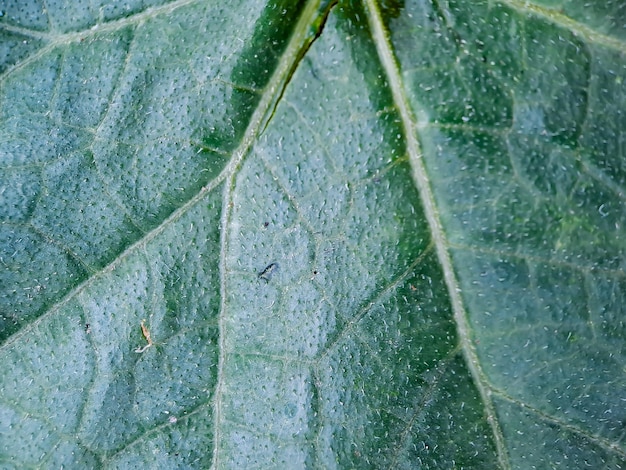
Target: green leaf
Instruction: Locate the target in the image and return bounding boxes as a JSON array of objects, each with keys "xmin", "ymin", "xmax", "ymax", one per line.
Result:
[{"xmin": 1, "ymin": 0, "xmax": 624, "ymax": 468}]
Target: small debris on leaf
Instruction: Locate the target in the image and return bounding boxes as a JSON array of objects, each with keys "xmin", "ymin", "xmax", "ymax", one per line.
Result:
[
  {"xmin": 258, "ymin": 262, "xmax": 278, "ymax": 282},
  {"xmin": 135, "ymin": 319, "xmax": 154, "ymax": 353}
]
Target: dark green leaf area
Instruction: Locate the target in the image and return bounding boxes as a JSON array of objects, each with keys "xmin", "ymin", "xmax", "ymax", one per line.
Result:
[
  {"xmin": 230, "ymin": 0, "xmax": 307, "ymax": 90},
  {"xmin": 204, "ymin": 0, "xmax": 307, "ymax": 151},
  {"xmin": 454, "ymin": 249, "xmax": 626, "ymax": 449},
  {"xmin": 0, "ymin": 224, "xmax": 88, "ymax": 341},
  {"xmin": 383, "ymin": 0, "xmax": 626, "ymax": 464},
  {"xmin": 526, "ymin": 0, "xmax": 626, "ymax": 41},
  {"xmin": 390, "ymin": 0, "xmax": 593, "ymax": 136},
  {"xmin": 334, "ymin": 0, "xmax": 396, "ymax": 115},
  {"xmin": 495, "ymin": 396, "xmax": 626, "ymax": 469},
  {"xmin": 581, "ymin": 46, "xmax": 626, "ymax": 186},
  {"xmin": 312, "ymin": 258, "xmax": 497, "ymax": 469},
  {"xmin": 398, "ymin": 1, "xmax": 624, "ymax": 270},
  {"xmin": 317, "ymin": 353, "xmax": 498, "ymax": 469},
  {"xmin": 0, "ymin": 189, "xmax": 223, "ymax": 467},
  {"xmin": 32, "ymin": 152, "xmax": 144, "ymax": 270},
  {"xmin": 0, "ymin": 29, "xmax": 45, "ymax": 73},
  {"xmin": 91, "ymin": 4, "xmax": 265, "ymax": 225}
]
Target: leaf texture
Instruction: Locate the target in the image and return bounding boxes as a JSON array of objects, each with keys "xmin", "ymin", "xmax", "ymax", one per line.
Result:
[{"xmin": 1, "ymin": 0, "xmax": 625, "ymax": 468}]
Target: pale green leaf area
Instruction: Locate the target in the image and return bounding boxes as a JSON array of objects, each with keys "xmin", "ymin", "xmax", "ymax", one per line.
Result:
[{"xmin": 0, "ymin": 0, "xmax": 624, "ymax": 468}]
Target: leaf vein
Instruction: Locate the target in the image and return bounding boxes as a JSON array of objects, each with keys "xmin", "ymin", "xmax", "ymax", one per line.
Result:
[{"xmin": 362, "ymin": 0, "xmax": 510, "ymax": 467}]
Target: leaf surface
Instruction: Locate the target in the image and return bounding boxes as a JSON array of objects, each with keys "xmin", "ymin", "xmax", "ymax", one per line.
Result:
[{"xmin": 1, "ymin": 0, "xmax": 625, "ymax": 468}]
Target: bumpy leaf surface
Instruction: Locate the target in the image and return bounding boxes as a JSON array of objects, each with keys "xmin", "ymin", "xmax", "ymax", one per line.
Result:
[{"xmin": 1, "ymin": 0, "xmax": 625, "ymax": 468}]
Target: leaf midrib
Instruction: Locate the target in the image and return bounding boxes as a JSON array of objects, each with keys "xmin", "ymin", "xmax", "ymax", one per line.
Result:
[
  {"xmin": 364, "ymin": 0, "xmax": 626, "ymax": 466},
  {"xmin": 361, "ymin": 0, "xmax": 510, "ymax": 467}
]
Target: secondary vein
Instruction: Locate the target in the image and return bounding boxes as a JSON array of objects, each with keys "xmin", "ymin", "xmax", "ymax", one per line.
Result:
[{"xmin": 500, "ymin": 0, "xmax": 626, "ymax": 52}]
